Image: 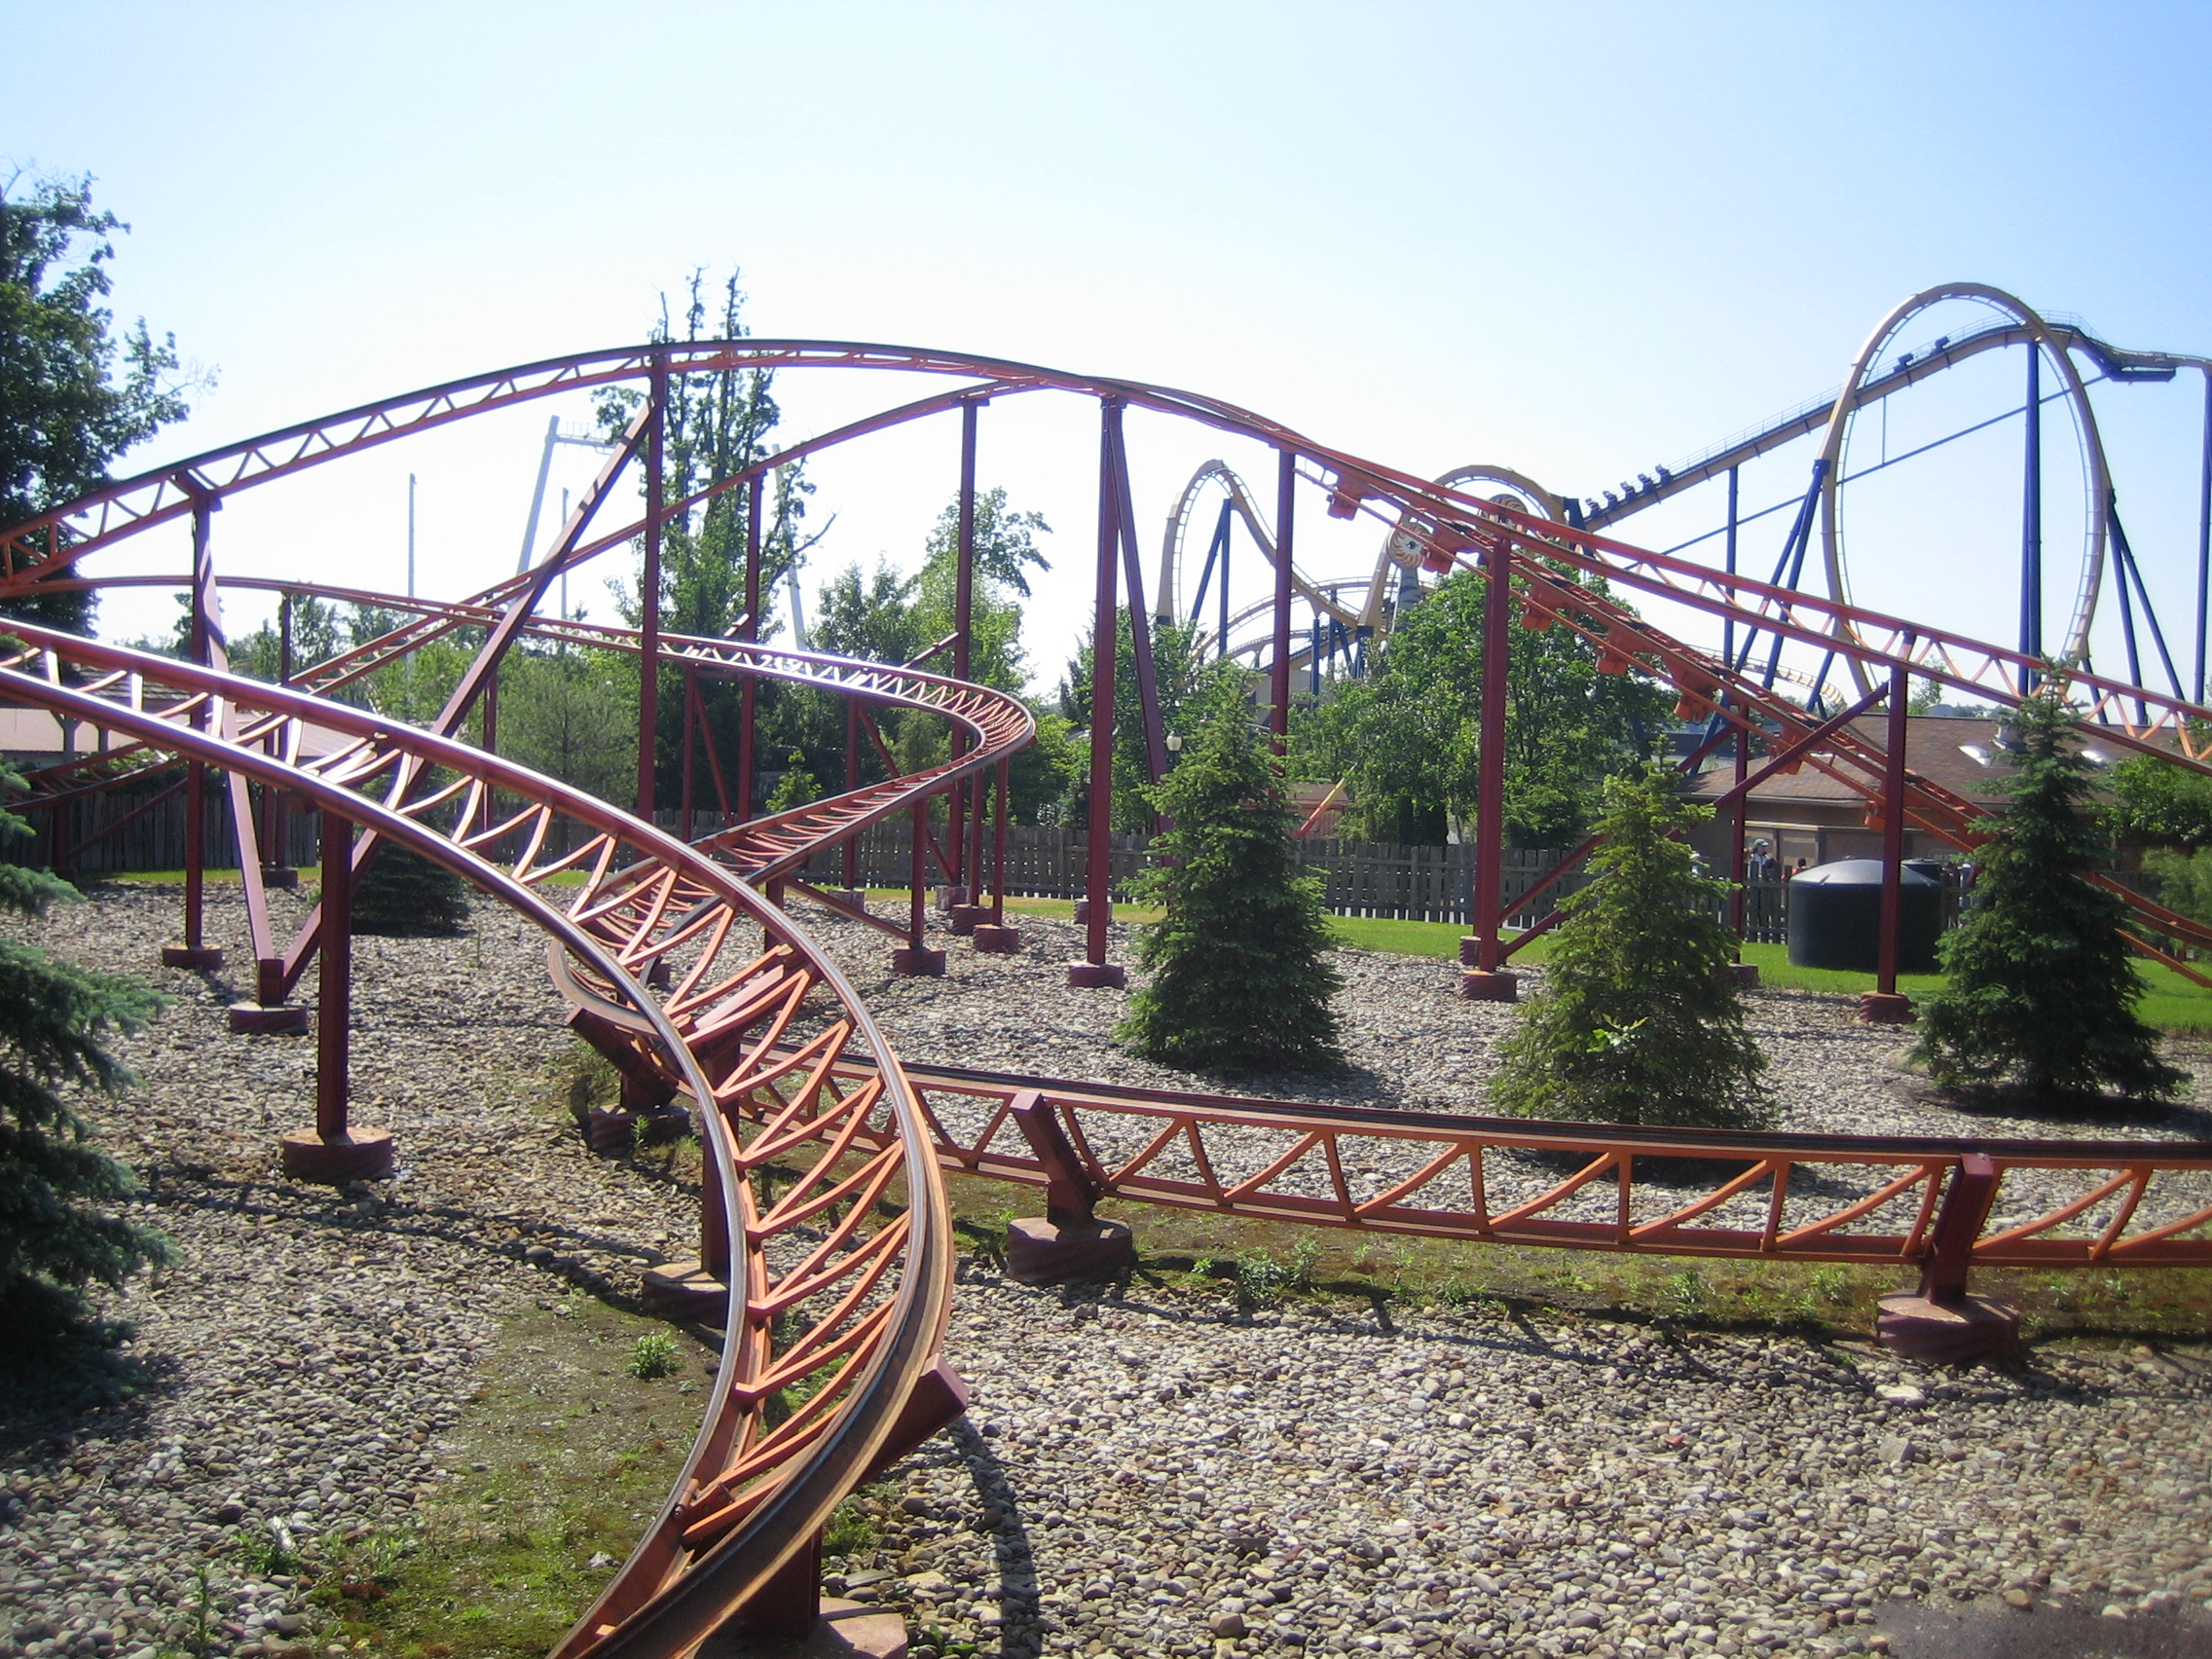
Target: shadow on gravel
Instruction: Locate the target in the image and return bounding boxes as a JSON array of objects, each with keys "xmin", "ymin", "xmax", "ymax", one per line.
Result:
[
  {"xmin": 1912, "ymin": 1085, "xmax": 2212, "ymax": 1139},
  {"xmin": 1879, "ymin": 1597, "xmax": 2212, "ymax": 1658},
  {"xmin": 946, "ymin": 1417, "xmax": 1043, "ymax": 1659}
]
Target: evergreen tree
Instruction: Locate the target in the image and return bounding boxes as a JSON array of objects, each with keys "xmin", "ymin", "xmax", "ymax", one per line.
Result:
[
  {"xmin": 0, "ymin": 763, "xmax": 174, "ymax": 1346},
  {"xmin": 349, "ymin": 839, "xmax": 471, "ymax": 936},
  {"xmin": 1116, "ymin": 696, "xmax": 1344, "ymax": 1073},
  {"xmin": 1914, "ymin": 682, "xmax": 2186, "ymax": 1104},
  {"xmin": 2, "ymin": 172, "xmax": 200, "ymax": 633},
  {"xmin": 1488, "ymin": 765, "xmax": 1771, "ymax": 1128}
]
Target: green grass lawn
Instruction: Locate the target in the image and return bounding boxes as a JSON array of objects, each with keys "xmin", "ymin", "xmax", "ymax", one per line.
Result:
[{"xmin": 95, "ymin": 872, "xmax": 2212, "ymax": 1032}]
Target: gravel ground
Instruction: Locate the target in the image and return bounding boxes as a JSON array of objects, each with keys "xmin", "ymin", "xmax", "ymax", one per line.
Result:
[{"xmin": 1, "ymin": 886, "xmax": 2208, "ymax": 1659}]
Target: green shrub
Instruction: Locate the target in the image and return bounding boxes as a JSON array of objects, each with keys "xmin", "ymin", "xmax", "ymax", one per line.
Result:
[
  {"xmin": 1914, "ymin": 679, "xmax": 2185, "ymax": 1104},
  {"xmin": 0, "ymin": 764, "xmax": 174, "ymax": 1349},
  {"xmin": 348, "ymin": 838, "xmax": 470, "ymax": 936},
  {"xmin": 626, "ymin": 1331, "xmax": 682, "ymax": 1380},
  {"xmin": 1116, "ymin": 701, "xmax": 1344, "ymax": 1072},
  {"xmin": 1487, "ymin": 764, "xmax": 1771, "ymax": 1128}
]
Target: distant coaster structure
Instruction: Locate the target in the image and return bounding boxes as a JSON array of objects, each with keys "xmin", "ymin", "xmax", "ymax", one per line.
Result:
[{"xmin": 3, "ymin": 316, "xmax": 2211, "ymax": 1657}]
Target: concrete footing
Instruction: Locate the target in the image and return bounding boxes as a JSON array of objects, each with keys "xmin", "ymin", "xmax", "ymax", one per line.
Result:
[
  {"xmin": 1066, "ymin": 961, "xmax": 1125, "ymax": 989},
  {"xmin": 162, "ymin": 945, "xmax": 225, "ymax": 970},
  {"xmin": 972, "ymin": 923, "xmax": 1021, "ymax": 953},
  {"xmin": 1459, "ymin": 970, "xmax": 1519, "ymax": 1002},
  {"xmin": 1726, "ymin": 963, "xmax": 1760, "ymax": 989},
  {"xmin": 891, "ymin": 946, "xmax": 947, "ymax": 977},
  {"xmin": 585, "ymin": 1107, "xmax": 637, "ymax": 1157},
  {"xmin": 933, "ymin": 885, "xmax": 970, "ymax": 911},
  {"xmin": 279, "ymin": 1127, "xmax": 395, "ymax": 1183},
  {"xmin": 828, "ymin": 889, "xmax": 869, "ymax": 910},
  {"xmin": 229, "ymin": 1002, "xmax": 312, "ymax": 1035},
  {"xmin": 1072, "ymin": 900, "xmax": 1105, "ymax": 925},
  {"xmin": 947, "ymin": 903, "xmax": 983, "ymax": 937},
  {"xmin": 698, "ymin": 1600, "xmax": 907, "ymax": 1659},
  {"xmin": 1005, "ymin": 1217, "xmax": 1135, "ymax": 1286},
  {"xmin": 259, "ymin": 866, "xmax": 300, "ymax": 890},
  {"xmin": 1876, "ymin": 1292, "xmax": 2021, "ymax": 1365},
  {"xmin": 1859, "ymin": 991, "xmax": 1916, "ymax": 1024},
  {"xmin": 642, "ymin": 1261, "xmax": 731, "ymax": 1322}
]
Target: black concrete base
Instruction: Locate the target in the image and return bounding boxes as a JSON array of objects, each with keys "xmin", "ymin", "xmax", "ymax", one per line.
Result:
[
  {"xmin": 1876, "ymin": 1292, "xmax": 2021, "ymax": 1365},
  {"xmin": 259, "ymin": 866, "xmax": 301, "ymax": 890},
  {"xmin": 279, "ymin": 1127, "xmax": 395, "ymax": 1183},
  {"xmin": 229, "ymin": 1002, "xmax": 311, "ymax": 1035},
  {"xmin": 1725, "ymin": 963, "xmax": 1759, "ymax": 989},
  {"xmin": 1005, "ymin": 1217, "xmax": 1136, "ymax": 1286},
  {"xmin": 162, "ymin": 945, "xmax": 225, "ymax": 970}
]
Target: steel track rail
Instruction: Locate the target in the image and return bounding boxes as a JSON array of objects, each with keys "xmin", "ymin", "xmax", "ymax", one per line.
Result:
[
  {"xmin": 0, "ymin": 624, "xmax": 954, "ymax": 1659},
  {"xmin": 786, "ymin": 1055, "xmax": 2212, "ymax": 1272}
]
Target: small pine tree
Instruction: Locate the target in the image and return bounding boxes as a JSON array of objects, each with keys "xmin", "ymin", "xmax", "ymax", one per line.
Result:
[
  {"xmin": 1116, "ymin": 703, "xmax": 1345, "ymax": 1072},
  {"xmin": 1913, "ymin": 681, "xmax": 2186, "ymax": 1104},
  {"xmin": 764, "ymin": 751, "xmax": 820, "ymax": 815},
  {"xmin": 0, "ymin": 764, "xmax": 175, "ymax": 1347},
  {"xmin": 1489, "ymin": 765, "xmax": 1771, "ymax": 1128},
  {"xmin": 349, "ymin": 838, "xmax": 470, "ymax": 936}
]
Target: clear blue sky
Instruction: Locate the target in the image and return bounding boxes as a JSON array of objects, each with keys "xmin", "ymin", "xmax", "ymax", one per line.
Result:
[{"xmin": 10, "ymin": 1, "xmax": 2212, "ymax": 689}]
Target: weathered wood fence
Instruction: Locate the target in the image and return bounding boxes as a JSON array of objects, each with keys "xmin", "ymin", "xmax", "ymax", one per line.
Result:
[{"xmin": 18, "ymin": 793, "xmax": 1797, "ymax": 941}]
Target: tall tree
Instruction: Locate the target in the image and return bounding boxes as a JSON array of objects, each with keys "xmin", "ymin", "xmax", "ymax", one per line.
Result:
[
  {"xmin": 1, "ymin": 172, "xmax": 201, "ymax": 633},
  {"xmin": 0, "ymin": 763, "xmax": 174, "ymax": 1347},
  {"xmin": 1914, "ymin": 682, "xmax": 2186, "ymax": 1105},
  {"xmin": 1296, "ymin": 563, "xmax": 1670, "ymax": 845},
  {"xmin": 1488, "ymin": 765, "xmax": 1771, "ymax": 1128},
  {"xmin": 1117, "ymin": 701, "xmax": 1344, "ymax": 1073}
]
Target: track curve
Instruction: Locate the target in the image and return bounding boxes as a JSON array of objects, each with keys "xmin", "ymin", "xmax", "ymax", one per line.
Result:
[{"xmin": 0, "ymin": 621, "xmax": 955, "ymax": 1659}]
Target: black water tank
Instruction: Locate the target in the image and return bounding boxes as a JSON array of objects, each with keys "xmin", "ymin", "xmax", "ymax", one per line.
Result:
[{"xmin": 1787, "ymin": 859, "xmax": 1943, "ymax": 974}]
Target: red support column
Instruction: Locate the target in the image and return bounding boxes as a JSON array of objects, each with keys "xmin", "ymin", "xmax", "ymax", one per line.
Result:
[
  {"xmin": 264, "ymin": 593, "xmax": 294, "ymax": 884},
  {"xmin": 281, "ymin": 810, "xmax": 392, "ymax": 1180},
  {"xmin": 974, "ymin": 757, "xmax": 1020, "ymax": 952},
  {"xmin": 681, "ymin": 662, "xmax": 698, "ymax": 842},
  {"xmin": 892, "ymin": 799, "xmax": 946, "ymax": 976},
  {"xmin": 1071, "ymin": 400, "xmax": 1125, "ymax": 988},
  {"xmin": 164, "ymin": 497, "xmax": 223, "ymax": 970},
  {"xmin": 1461, "ymin": 535, "xmax": 1518, "ymax": 1001},
  {"xmin": 949, "ymin": 402, "xmax": 978, "ymax": 906},
  {"xmin": 1727, "ymin": 700, "xmax": 1757, "ymax": 989},
  {"xmin": 1876, "ymin": 1154, "xmax": 2020, "ymax": 1362},
  {"xmin": 837, "ymin": 699, "xmax": 866, "ymax": 905},
  {"xmin": 637, "ymin": 359, "xmax": 666, "ymax": 827},
  {"xmin": 737, "ymin": 476, "xmax": 761, "ymax": 824},
  {"xmin": 1270, "ymin": 449, "xmax": 1296, "ymax": 748},
  {"xmin": 1862, "ymin": 649, "xmax": 1916, "ymax": 1024}
]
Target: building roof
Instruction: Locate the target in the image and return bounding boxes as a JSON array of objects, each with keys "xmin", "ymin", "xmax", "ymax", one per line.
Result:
[{"xmin": 1682, "ymin": 713, "xmax": 2147, "ymax": 808}]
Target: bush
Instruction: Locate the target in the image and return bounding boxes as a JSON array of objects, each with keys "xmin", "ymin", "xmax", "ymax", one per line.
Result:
[
  {"xmin": 348, "ymin": 838, "xmax": 470, "ymax": 936},
  {"xmin": 1115, "ymin": 701, "xmax": 1344, "ymax": 1072},
  {"xmin": 1487, "ymin": 764, "xmax": 1771, "ymax": 1128},
  {"xmin": 1914, "ymin": 680, "xmax": 2186, "ymax": 1104},
  {"xmin": 0, "ymin": 764, "xmax": 175, "ymax": 1348}
]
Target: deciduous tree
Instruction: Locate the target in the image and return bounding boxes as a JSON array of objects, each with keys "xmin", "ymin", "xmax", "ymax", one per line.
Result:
[{"xmin": 2, "ymin": 172, "xmax": 201, "ymax": 633}]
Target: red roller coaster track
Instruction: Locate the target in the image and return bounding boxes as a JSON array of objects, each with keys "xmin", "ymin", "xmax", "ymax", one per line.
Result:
[{"xmin": 4, "ymin": 340, "xmax": 2210, "ymax": 1657}]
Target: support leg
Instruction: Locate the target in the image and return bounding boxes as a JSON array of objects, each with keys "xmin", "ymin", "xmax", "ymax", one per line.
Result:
[
  {"xmin": 1003, "ymin": 1091, "xmax": 1132, "ymax": 1283},
  {"xmin": 974, "ymin": 758, "xmax": 1020, "ymax": 952},
  {"xmin": 282, "ymin": 811, "xmax": 392, "ymax": 1180},
  {"xmin": 162, "ymin": 761, "xmax": 224, "ymax": 969},
  {"xmin": 1876, "ymin": 1154, "xmax": 2019, "ymax": 1362},
  {"xmin": 1071, "ymin": 401, "xmax": 1125, "ymax": 988},
  {"xmin": 1461, "ymin": 536, "xmax": 1518, "ymax": 1002},
  {"xmin": 892, "ymin": 802, "xmax": 945, "ymax": 976},
  {"xmin": 1862, "ymin": 652, "xmax": 1915, "ymax": 1025}
]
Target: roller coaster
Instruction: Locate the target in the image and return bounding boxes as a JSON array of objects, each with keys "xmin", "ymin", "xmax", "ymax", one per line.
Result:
[{"xmin": 4, "ymin": 298, "xmax": 2212, "ymax": 1657}]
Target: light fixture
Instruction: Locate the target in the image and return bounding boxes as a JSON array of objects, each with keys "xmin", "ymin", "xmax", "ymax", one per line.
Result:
[{"xmin": 1165, "ymin": 732, "xmax": 1184, "ymax": 754}]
